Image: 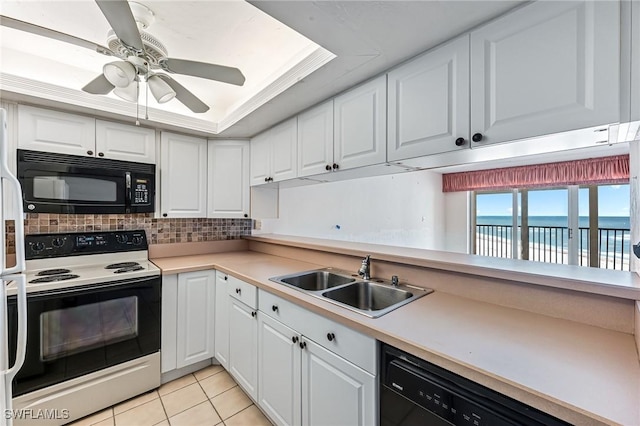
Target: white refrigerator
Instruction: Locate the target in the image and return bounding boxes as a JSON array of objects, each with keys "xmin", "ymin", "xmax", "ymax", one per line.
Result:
[{"xmin": 0, "ymin": 108, "xmax": 27, "ymax": 426}]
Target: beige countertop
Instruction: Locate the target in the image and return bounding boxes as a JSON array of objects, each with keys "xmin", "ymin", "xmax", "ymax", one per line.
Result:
[
  {"xmin": 151, "ymin": 251, "xmax": 640, "ymax": 426},
  {"xmin": 247, "ymin": 234, "xmax": 640, "ymax": 300}
]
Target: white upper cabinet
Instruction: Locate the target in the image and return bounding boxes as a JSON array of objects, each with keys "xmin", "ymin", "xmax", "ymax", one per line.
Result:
[
  {"xmin": 160, "ymin": 132, "xmax": 207, "ymax": 218},
  {"xmin": 334, "ymin": 75, "xmax": 387, "ymax": 170},
  {"xmin": 631, "ymin": 0, "xmax": 640, "ymax": 121},
  {"xmin": 95, "ymin": 120, "xmax": 155, "ymax": 163},
  {"xmin": 18, "ymin": 105, "xmax": 95, "ymax": 157},
  {"xmin": 18, "ymin": 105, "xmax": 156, "ymax": 163},
  {"xmin": 208, "ymin": 140, "xmax": 250, "ymax": 218},
  {"xmin": 250, "ymin": 118, "xmax": 297, "ymax": 185},
  {"xmin": 297, "ymin": 100, "xmax": 334, "ymax": 177},
  {"xmin": 470, "ymin": 0, "xmax": 620, "ymax": 147},
  {"xmin": 387, "ymin": 36, "xmax": 470, "ymax": 160}
]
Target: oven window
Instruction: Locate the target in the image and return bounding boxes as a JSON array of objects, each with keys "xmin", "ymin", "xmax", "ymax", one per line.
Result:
[
  {"xmin": 33, "ymin": 176, "xmax": 118, "ymax": 202},
  {"xmin": 40, "ymin": 296, "xmax": 138, "ymax": 361}
]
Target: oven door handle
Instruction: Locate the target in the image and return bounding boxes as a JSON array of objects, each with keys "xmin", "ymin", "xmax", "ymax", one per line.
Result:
[{"xmin": 3, "ymin": 274, "xmax": 27, "ymax": 383}]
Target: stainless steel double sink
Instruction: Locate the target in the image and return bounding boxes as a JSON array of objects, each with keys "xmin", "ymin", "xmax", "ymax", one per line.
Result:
[{"xmin": 269, "ymin": 268, "xmax": 433, "ymax": 318}]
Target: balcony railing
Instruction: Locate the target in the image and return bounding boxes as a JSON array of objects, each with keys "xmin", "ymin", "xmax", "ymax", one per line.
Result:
[{"xmin": 475, "ymin": 225, "xmax": 630, "ymax": 271}]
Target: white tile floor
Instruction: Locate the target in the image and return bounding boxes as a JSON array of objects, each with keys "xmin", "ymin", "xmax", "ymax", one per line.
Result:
[{"xmin": 67, "ymin": 365, "xmax": 272, "ymax": 426}]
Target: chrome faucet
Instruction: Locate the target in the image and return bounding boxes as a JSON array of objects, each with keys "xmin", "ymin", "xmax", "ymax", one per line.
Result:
[{"xmin": 358, "ymin": 255, "xmax": 371, "ymax": 280}]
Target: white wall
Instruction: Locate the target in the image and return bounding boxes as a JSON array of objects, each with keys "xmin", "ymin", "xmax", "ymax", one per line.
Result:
[
  {"xmin": 444, "ymin": 192, "xmax": 470, "ymax": 253},
  {"xmin": 263, "ymin": 170, "xmax": 448, "ymax": 250},
  {"xmin": 629, "ymin": 140, "xmax": 639, "ymax": 274}
]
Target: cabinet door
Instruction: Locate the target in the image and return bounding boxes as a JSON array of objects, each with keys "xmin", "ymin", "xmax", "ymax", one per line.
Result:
[
  {"xmin": 388, "ymin": 36, "xmax": 470, "ymax": 160},
  {"xmin": 18, "ymin": 105, "xmax": 95, "ymax": 157},
  {"xmin": 297, "ymin": 100, "xmax": 334, "ymax": 177},
  {"xmin": 208, "ymin": 140, "xmax": 250, "ymax": 218},
  {"xmin": 229, "ymin": 299, "xmax": 258, "ymax": 400},
  {"xmin": 214, "ymin": 272, "xmax": 230, "ymax": 369},
  {"xmin": 250, "ymin": 131, "xmax": 272, "ymax": 186},
  {"xmin": 161, "ymin": 274, "xmax": 178, "ymax": 373},
  {"xmin": 95, "ymin": 120, "xmax": 156, "ymax": 163},
  {"xmin": 160, "ymin": 132, "xmax": 207, "ymax": 217},
  {"xmin": 270, "ymin": 118, "xmax": 298, "ymax": 182},
  {"xmin": 334, "ymin": 76, "xmax": 387, "ymax": 170},
  {"xmin": 301, "ymin": 339, "xmax": 376, "ymax": 426},
  {"xmin": 176, "ymin": 270, "xmax": 216, "ymax": 368},
  {"xmin": 631, "ymin": 0, "xmax": 640, "ymax": 121},
  {"xmin": 258, "ymin": 314, "xmax": 301, "ymax": 426},
  {"xmin": 470, "ymin": 0, "xmax": 620, "ymax": 147}
]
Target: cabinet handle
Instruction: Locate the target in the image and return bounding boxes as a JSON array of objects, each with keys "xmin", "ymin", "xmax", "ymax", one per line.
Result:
[
  {"xmin": 251, "ymin": 311, "xmax": 257, "ymax": 318},
  {"xmin": 264, "ymin": 177, "xmax": 269, "ymax": 182},
  {"xmin": 235, "ymin": 288, "xmax": 241, "ymax": 295},
  {"xmin": 299, "ymin": 341, "xmax": 307, "ymax": 350},
  {"xmin": 98, "ymin": 152, "xmax": 104, "ymax": 157},
  {"xmin": 291, "ymin": 336, "xmax": 298, "ymax": 343},
  {"xmin": 325, "ymin": 164, "xmax": 332, "ymax": 171},
  {"xmin": 327, "ymin": 333, "xmax": 335, "ymax": 342},
  {"xmin": 455, "ymin": 137, "xmax": 466, "ymax": 146},
  {"xmin": 272, "ymin": 305, "xmax": 278, "ymax": 312},
  {"xmin": 472, "ymin": 133, "xmax": 483, "ymax": 143},
  {"xmin": 244, "ymin": 214, "xmax": 248, "ymax": 218},
  {"xmin": 268, "ymin": 177, "xmax": 274, "ymax": 182},
  {"xmin": 87, "ymin": 150, "xmax": 94, "ymax": 156},
  {"xmin": 332, "ymin": 163, "xmax": 339, "ymax": 170},
  {"xmin": 224, "ymin": 276, "xmax": 228, "ymax": 281},
  {"xmin": 162, "ymin": 213, "xmax": 168, "ymax": 217}
]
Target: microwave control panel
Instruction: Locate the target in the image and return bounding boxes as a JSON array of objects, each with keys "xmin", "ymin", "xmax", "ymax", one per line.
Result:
[{"xmin": 133, "ymin": 178, "xmax": 151, "ymax": 205}]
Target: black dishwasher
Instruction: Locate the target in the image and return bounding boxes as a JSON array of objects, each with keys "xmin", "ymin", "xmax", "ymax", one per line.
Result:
[{"xmin": 380, "ymin": 344, "xmax": 571, "ymax": 426}]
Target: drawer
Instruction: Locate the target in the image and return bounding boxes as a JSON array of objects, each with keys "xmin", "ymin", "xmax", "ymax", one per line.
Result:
[
  {"xmin": 259, "ymin": 289, "xmax": 377, "ymax": 374},
  {"xmin": 228, "ymin": 275, "xmax": 258, "ymax": 309}
]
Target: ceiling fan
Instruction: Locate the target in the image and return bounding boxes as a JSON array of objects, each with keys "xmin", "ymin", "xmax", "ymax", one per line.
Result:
[{"xmin": 0, "ymin": 0, "xmax": 246, "ymax": 113}]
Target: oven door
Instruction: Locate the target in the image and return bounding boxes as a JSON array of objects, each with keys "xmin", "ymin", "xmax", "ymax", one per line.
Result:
[{"xmin": 7, "ymin": 276, "xmax": 161, "ymax": 397}]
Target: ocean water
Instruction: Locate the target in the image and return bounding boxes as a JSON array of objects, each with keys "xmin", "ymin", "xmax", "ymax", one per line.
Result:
[{"xmin": 476, "ymin": 216, "xmax": 630, "ymax": 256}]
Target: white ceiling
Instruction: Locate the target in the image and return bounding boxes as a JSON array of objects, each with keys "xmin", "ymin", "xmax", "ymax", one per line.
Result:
[{"xmin": 0, "ymin": 0, "xmax": 526, "ymax": 138}]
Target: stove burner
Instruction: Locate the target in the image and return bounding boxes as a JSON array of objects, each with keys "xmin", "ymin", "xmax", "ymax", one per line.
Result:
[
  {"xmin": 114, "ymin": 266, "xmax": 145, "ymax": 273},
  {"xmin": 113, "ymin": 262, "xmax": 144, "ymax": 274},
  {"xmin": 36, "ymin": 268, "xmax": 71, "ymax": 276},
  {"xmin": 30, "ymin": 274, "xmax": 80, "ymax": 283},
  {"xmin": 105, "ymin": 262, "xmax": 141, "ymax": 269}
]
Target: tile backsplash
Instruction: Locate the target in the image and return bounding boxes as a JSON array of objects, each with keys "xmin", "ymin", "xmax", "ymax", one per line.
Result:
[{"xmin": 5, "ymin": 213, "xmax": 252, "ymax": 254}]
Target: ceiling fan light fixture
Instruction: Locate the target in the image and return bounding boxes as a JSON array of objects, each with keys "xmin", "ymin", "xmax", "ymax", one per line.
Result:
[
  {"xmin": 113, "ymin": 81, "xmax": 138, "ymax": 102},
  {"xmin": 103, "ymin": 61, "xmax": 136, "ymax": 88},
  {"xmin": 148, "ymin": 75, "xmax": 176, "ymax": 103}
]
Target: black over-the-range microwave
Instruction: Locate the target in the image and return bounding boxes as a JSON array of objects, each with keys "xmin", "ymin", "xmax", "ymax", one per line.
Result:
[{"xmin": 17, "ymin": 149, "xmax": 156, "ymax": 214}]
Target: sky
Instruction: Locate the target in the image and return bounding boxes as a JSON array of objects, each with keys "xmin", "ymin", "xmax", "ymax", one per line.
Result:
[{"xmin": 476, "ymin": 185, "xmax": 630, "ymax": 217}]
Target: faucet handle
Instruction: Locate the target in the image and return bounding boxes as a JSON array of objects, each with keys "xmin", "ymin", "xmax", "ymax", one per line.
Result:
[{"xmin": 391, "ymin": 275, "xmax": 399, "ymax": 287}]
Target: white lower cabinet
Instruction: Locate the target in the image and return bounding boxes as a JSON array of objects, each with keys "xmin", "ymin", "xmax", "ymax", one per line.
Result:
[
  {"xmin": 301, "ymin": 338, "xmax": 375, "ymax": 426},
  {"xmin": 161, "ymin": 270, "xmax": 216, "ymax": 373},
  {"xmin": 228, "ymin": 279, "xmax": 259, "ymax": 400},
  {"xmin": 214, "ymin": 271, "xmax": 230, "ymax": 369},
  {"xmin": 257, "ymin": 289, "xmax": 376, "ymax": 426},
  {"xmin": 258, "ymin": 314, "xmax": 302, "ymax": 426}
]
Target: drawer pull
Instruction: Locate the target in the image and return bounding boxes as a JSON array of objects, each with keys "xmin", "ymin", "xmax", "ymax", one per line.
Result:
[
  {"xmin": 224, "ymin": 276, "xmax": 228, "ymax": 281},
  {"xmin": 299, "ymin": 341, "xmax": 307, "ymax": 350},
  {"xmin": 272, "ymin": 305, "xmax": 278, "ymax": 312},
  {"xmin": 291, "ymin": 336, "xmax": 298, "ymax": 344},
  {"xmin": 251, "ymin": 311, "xmax": 257, "ymax": 318},
  {"xmin": 327, "ymin": 333, "xmax": 335, "ymax": 342},
  {"xmin": 235, "ymin": 288, "xmax": 241, "ymax": 295}
]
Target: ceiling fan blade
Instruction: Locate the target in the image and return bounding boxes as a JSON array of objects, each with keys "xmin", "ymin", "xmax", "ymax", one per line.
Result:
[
  {"xmin": 159, "ymin": 58, "xmax": 246, "ymax": 86},
  {"xmin": 95, "ymin": 0, "xmax": 144, "ymax": 53},
  {"xmin": 82, "ymin": 74, "xmax": 115, "ymax": 95},
  {"xmin": 155, "ymin": 75, "xmax": 210, "ymax": 113},
  {"xmin": 0, "ymin": 15, "xmax": 113, "ymax": 56}
]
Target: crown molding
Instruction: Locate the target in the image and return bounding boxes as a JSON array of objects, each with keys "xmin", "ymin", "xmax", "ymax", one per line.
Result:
[{"xmin": 217, "ymin": 46, "xmax": 336, "ymax": 133}]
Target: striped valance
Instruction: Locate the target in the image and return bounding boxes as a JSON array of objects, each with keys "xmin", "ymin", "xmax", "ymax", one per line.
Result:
[{"xmin": 442, "ymin": 155, "xmax": 630, "ymax": 192}]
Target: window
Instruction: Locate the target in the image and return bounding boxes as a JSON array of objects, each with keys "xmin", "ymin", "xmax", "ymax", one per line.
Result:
[{"xmin": 474, "ymin": 184, "xmax": 630, "ymax": 271}]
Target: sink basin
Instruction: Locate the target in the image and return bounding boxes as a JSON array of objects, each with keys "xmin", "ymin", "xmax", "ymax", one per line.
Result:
[
  {"xmin": 270, "ymin": 268, "xmax": 433, "ymax": 318},
  {"xmin": 322, "ymin": 281, "xmax": 413, "ymax": 312},
  {"xmin": 274, "ymin": 269, "xmax": 355, "ymax": 291}
]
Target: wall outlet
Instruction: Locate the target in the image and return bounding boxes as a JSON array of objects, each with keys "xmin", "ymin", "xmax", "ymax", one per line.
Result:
[{"xmin": 254, "ymin": 219, "xmax": 262, "ymax": 230}]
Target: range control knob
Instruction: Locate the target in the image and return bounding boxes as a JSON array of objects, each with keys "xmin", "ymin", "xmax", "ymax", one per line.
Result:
[
  {"xmin": 52, "ymin": 237, "xmax": 65, "ymax": 248},
  {"xmin": 32, "ymin": 242, "xmax": 45, "ymax": 252},
  {"xmin": 115, "ymin": 234, "xmax": 128, "ymax": 244},
  {"xmin": 132, "ymin": 236, "xmax": 143, "ymax": 245}
]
